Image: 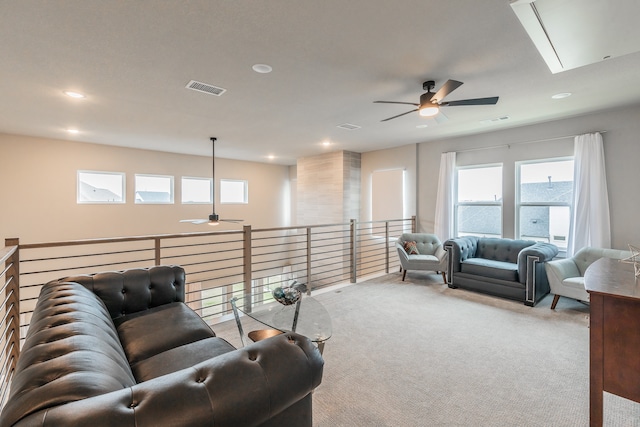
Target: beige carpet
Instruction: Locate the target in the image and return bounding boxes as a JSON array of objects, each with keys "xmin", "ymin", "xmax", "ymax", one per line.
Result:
[{"xmin": 216, "ymin": 271, "xmax": 640, "ymax": 426}]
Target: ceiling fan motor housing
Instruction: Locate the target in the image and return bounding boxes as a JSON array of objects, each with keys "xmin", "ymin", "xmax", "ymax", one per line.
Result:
[
  {"xmin": 420, "ymin": 91, "xmax": 436, "ymax": 107},
  {"xmin": 209, "ymin": 213, "xmax": 220, "ymax": 221}
]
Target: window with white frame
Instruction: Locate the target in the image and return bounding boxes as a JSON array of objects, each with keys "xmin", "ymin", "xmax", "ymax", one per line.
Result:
[
  {"xmin": 77, "ymin": 170, "xmax": 125, "ymax": 204},
  {"xmin": 181, "ymin": 177, "xmax": 212, "ymax": 204},
  {"xmin": 516, "ymin": 158, "xmax": 574, "ymax": 251},
  {"xmin": 455, "ymin": 164, "xmax": 503, "ymax": 238},
  {"xmin": 134, "ymin": 174, "xmax": 174, "ymax": 204},
  {"xmin": 220, "ymin": 179, "xmax": 248, "ymax": 204}
]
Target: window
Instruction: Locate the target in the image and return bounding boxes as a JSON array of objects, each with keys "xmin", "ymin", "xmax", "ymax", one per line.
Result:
[
  {"xmin": 181, "ymin": 177, "xmax": 212, "ymax": 204},
  {"xmin": 517, "ymin": 159, "xmax": 574, "ymax": 251},
  {"xmin": 455, "ymin": 165, "xmax": 503, "ymax": 238},
  {"xmin": 134, "ymin": 174, "xmax": 173, "ymax": 204},
  {"xmin": 220, "ymin": 179, "xmax": 248, "ymax": 204},
  {"xmin": 77, "ymin": 170, "xmax": 125, "ymax": 203}
]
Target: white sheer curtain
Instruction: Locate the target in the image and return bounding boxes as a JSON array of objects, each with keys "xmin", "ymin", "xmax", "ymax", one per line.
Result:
[
  {"xmin": 567, "ymin": 132, "xmax": 611, "ymax": 256},
  {"xmin": 434, "ymin": 151, "xmax": 456, "ymax": 241}
]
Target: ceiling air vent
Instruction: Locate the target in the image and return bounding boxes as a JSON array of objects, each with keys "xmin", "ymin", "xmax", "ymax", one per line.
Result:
[
  {"xmin": 185, "ymin": 80, "xmax": 226, "ymax": 96},
  {"xmin": 337, "ymin": 123, "xmax": 361, "ymax": 130}
]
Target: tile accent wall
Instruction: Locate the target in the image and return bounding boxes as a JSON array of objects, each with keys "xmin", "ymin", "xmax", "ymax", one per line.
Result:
[{"xmin": 296, "ymin": 151, "xmax": 361, "ymax": 225}]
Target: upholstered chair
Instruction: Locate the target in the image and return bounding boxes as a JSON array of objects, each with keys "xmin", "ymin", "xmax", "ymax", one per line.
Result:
[
  {"xmin": 545, "ymin": 246, "xmax": 631, "ymax": 309},
  {"xmin": 396, "ymin": 233, "xmax": 448, "ymax": 283}
]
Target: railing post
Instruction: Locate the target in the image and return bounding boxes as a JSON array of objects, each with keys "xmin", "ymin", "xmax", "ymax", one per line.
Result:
[
  {"xmin": 411, "ymin": 215, "xmax": 417, "ymax": 233},
  {"xmin": 243, "ymin": 225, "xmax": 252, "ymax": 311},
  {"xmin": 154, "ymin": 237, "xmax": 161, "ymax": 266},
  {"xmin": 306, "ymin": 227, "xmax": 312, "ymax": 293},
  {"xmin": 385, "ymin": 221, "xmax": 390, "ymax": 274},
  {"xmin": 4, "ymin": 238, "xmax": 20, "ymax": 382},
  {"xmin": 350, "ymin": 219, "xmax": 357, "ymax": 283}
]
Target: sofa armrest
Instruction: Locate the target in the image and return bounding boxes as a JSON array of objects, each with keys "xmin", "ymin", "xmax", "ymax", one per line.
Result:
[
  {"xmin": 517, "ymin": 243, "xmax": 558, "ymax": 283},
  {"xmin": 16, "ymin": 333, "xmax": 324, "ymax": 427},
  {"xmin": 518, "ymin": 243, "xmax": 558, "ymax": 306},
  {"xmin": 545, "ymin": 258, "xmax": 581, "ymax": 284}
]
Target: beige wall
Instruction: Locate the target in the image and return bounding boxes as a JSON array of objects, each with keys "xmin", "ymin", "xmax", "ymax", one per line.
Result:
[
  {"xmin": 360, "ymin": 144, "xmax": 418, "ymax": 222},
  {"xmin": 416, "ymin": 103, "xmax": 640, "ymax": 249},
  {"xmin": 1, "ymin": 134, "xmax": 290, "ymax": 244}
]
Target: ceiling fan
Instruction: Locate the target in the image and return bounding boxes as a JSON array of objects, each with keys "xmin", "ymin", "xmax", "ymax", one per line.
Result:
[
  {"xmin": 374, "ymin": 79, "xmax": 499, "ymax": 122},
  {"xmin": 180, "ymin": 137, "xmax": 243, "ymax": 226}
]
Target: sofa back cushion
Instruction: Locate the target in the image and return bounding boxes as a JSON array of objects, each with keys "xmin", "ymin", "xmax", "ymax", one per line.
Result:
[
  {"xmin": 476, "ymin": 238, "xmax": 535, "ymax": 264},
  {"xmin": 56, "ymin": 265, "xmax": 186, "ymax": 319},
  {"xmin": 573, "ymin": 247, "xmax": 632, "ymax": 275},
  {"xmin": 399, "ymin": 233, "xmax": 442, "ymax": 256},
  {"xmin": 0, "ymin": 282, "xmax": 136, "ymax": 427}
]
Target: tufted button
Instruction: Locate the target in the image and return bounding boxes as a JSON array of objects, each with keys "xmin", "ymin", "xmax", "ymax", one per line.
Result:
[
  {"xmin": 121, "ymin": 289, "xmax": 126, "ymax": 294},
  {"xmin": 248, "ymin": 354, "xmax": 257, "ymax": 361},
  {"xmin": 196, "ymin": 377, "xmax": 205, "ymax": 383},
  {"xmin": 129, "ymin": 402, "xmax": 137, "ymax": 409}
]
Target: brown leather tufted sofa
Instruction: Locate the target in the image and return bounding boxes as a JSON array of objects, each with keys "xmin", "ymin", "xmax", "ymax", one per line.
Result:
[{"xmin": 0, "ymin": 266, "xmax": 324, "ymax": 427}]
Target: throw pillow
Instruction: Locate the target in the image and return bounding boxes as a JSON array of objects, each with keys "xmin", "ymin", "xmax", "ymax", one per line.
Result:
[{"xmin": 403, "ymin": 241, "xmax": 419, "ymax": 255}]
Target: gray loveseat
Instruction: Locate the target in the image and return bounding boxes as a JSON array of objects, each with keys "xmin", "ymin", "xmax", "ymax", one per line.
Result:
[
  {"xmin": 444, "ymin": 237, "xmax": 558, "ymax": 306},
  {"xmin": 0, "ymin": 265, "xmax": 324, "ymax": 427}
]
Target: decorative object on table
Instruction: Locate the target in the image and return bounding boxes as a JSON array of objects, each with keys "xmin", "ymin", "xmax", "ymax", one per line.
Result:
[
  {"xmin": 620, "ymin": 244, "xmax": 640, "ymax": 277},
  {"xmin": 272, "ymin": 281, "xmax": 303, "ymax": 305}
]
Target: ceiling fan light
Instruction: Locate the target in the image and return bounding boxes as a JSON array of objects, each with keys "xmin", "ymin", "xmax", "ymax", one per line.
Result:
[
  {"xmin": 208, "ymin": 221, "xmax": 220, "ymax": 226},
  {"xmin": 419, "ymin": 105, "xmax": 439, "ymax": 117}
]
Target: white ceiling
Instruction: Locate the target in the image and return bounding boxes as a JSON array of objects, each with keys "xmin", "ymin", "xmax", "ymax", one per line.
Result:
[{"xmin": 1, "ymin": 0, "xmax": 640, "ymax": 165}]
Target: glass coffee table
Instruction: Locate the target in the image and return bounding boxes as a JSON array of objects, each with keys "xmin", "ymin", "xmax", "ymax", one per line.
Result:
[{"xmin": 230, "ymin": 293, "xmax": 332, "ymax": 355}]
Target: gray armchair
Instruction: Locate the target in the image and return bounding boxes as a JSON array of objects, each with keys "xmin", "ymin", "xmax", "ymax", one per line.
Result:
[
  {"xmin": 545, "ymin": 246, "xmax": 631, "ymax": 309},
  {"xmin": 396, "ymin": 233, "xmax": 448, "ymax": 283}
]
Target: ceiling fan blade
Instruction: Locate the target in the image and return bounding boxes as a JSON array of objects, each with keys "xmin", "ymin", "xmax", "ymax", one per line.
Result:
[
  {"xmin": 381, "ymin": 109, "xmax": 419, "ymax": 122},
  {"xmin": 432, "ymin": 79, "xmax": 463, "ymax": 103},
  {"xmin": 180, "ymin": 219, "xmax": 209, "ymax": 224},
  {"xmin": 441, "ymin": 96, "xmax": 499, "ymax": 106},
  {"xmin": 374, "ymin": 101, "xmax": 420, "ymax": 106},
  {"xmin": 220, "ymin": 219, "xmax": 243, "ymax": 223},
  {"xmin": 433, "ymin": 110, "xmax": 449, "ymax": 124}
]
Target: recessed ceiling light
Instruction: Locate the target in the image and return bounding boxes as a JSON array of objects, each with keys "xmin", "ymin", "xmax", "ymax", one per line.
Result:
[
  {"xmin": 67, "ymin": 128, "xmax": 80, "ymax": 134},
  {"xmin": 322, "ymin": 140, "xmax": 331, "ymax": 147},
  {"xmin": 252, "ymin": 64, "xmax": 273, "ymax": 74},
  {"xmin": 64, "ymin": 91, "xmax": 86, "ymax": 99},
  {"xmin": 267, "ymin": 155, "xmax": 275, "ymax": 160},
  {"xmin": 551, "ymin": 92, "xmax": 572, "ymax": 99},
  {"xmin": 416, "ymin": 124, "xmax": 428, "ymax": 129}
]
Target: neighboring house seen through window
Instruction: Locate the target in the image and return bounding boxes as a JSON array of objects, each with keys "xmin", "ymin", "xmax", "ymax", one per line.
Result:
[
  {"xmin": 77, "ymin": 170, "xmax": 125, "ymax": 204},
  {"xmin": 455, "ymin": 165, "xmax": 503, "ymax": 238},
  {"xmin": 516, "ymin": 158, "xmax": 574, "ymax": 252},
  {"xmin": 135, "ymin": 174, "xmax": 174, "ymax": 204}
]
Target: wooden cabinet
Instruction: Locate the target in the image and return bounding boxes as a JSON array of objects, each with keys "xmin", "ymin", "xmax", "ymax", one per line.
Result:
[{"xmin": 585, "ymin": 257, "xmax": 640, "ymax": 426}]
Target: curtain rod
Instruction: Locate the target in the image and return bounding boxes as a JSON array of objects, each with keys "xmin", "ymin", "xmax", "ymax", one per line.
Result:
[{"xmin": 449, "ymin": 130, "xmax": 607, "ymax": 154}]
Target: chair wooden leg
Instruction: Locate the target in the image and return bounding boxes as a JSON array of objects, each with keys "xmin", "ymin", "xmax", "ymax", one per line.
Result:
[
  {"xmin": 441, "ymin": 271, "xmax": 447, "ymax": 283},
  {"xmin": 550, "ymin": 294, "xmax": 560, "ymax": 310},
  {"xmin": 402, "ymin": 269, "xmax": 407, "ymax": 281}
]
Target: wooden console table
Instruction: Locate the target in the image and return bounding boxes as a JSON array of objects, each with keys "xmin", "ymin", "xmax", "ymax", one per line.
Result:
[{"xmin": 585, "ymin": 257, "xmax": 640, "ymax": 426}]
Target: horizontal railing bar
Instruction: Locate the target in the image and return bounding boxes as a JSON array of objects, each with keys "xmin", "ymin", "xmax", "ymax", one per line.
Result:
[
  {"xmin": 21, "ymin": 248, "xmax": 154, "ymax": 264},
  {"xmin": 160, "ymin": 238, "xmax": 245, "ymax": 251},
  {"xmin": 0, "ymin": 246, "xmax": 17, "ymax": 266},
  {"xmin": 0, "ymin": 275, "xmax": 13, "ymax": 295},
  {"xmin": 19, "ymin": 230, "xmax": 246, "ymax": 250},
  {"xmin": 255, "ymin": 222, "xmax": 349, "ymax": 233},
  {"xmin": 1, "ymin": 262, "xmax": 13, "ymax": 280},
  {"xmin": 0, "ymin": 291, "xmax": 14, "ymax": 313},
  {"xmin": 174, "ymin": 255, "xmax": 244, "ymax": 268},
  {"xmin": 20, "ymin": 258, "xmax": 157, "ymax": 276}
]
